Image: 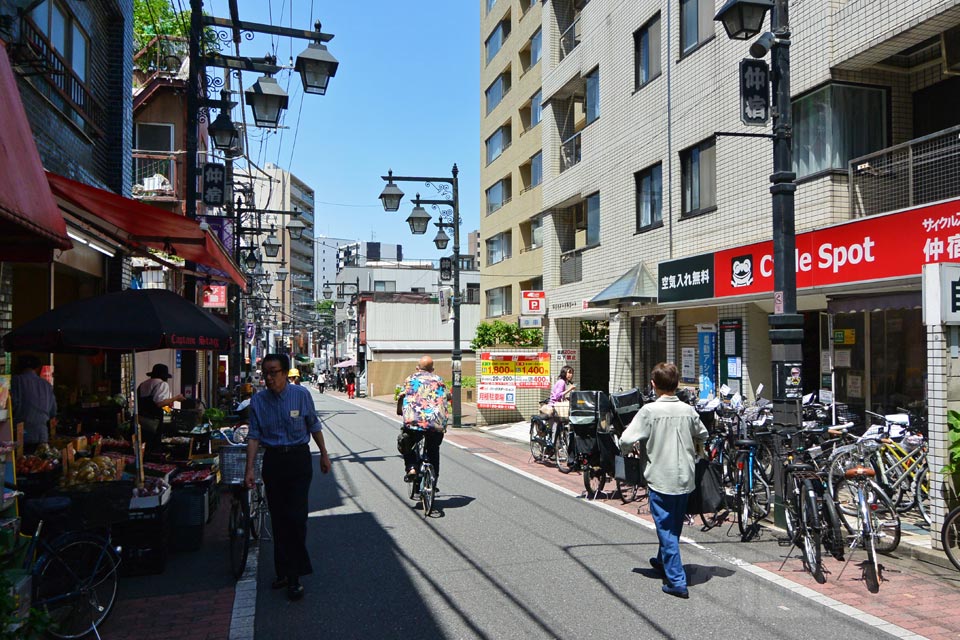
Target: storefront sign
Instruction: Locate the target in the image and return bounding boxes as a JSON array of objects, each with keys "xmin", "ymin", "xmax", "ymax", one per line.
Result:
[
  {"xmin": 480, "ymin": 356, "xmax": 516, "ymax": 383},
  {"xmin": 698, "ymin": 325, "xmax": 716, "ymax": 399},
  {"xmin": 245, "ymin": 322, "xmax": 255, "ymax": 343},
  {"xmin": 202, "ymin": 163, "xmax": 226, "ymax": 207},
  {"xmin": 833, "ymin": 329, "xmax": 856, "ymax": 345},
  {"xmin": 202, "ymin": 284, "xmax": 227, "ymax": 308},
  {"xmin": 659, "ymin": 197, "xmax": 960, "ymax": 303},
  {"xmin": 516, "ymin": 356, "xmax": 550, "ymax": 388},
  {"xmin": 922, "ymin": 262, "xmax": 960, "ymax": 325},
  {"xmin": 477, "ymin": 383, "xmax": 516, "ymax": 409},
  {"xmin": 557, "ymin": 349, "xmax": 577, "ymax": 362},
  {"xmin": 681, "ymin": 347, "xmax": 696, "ymax": 383},
  {"xmin": 719, "ymin": 318, "xmax": 742, "ymax": 385},
  {"xmin": 521, "ymin": 291, "xmax": 546, "ymax": 315},
  {"xmin": 519, "ymin": 316, "xmax": 543, "ymax": 329},
  {"xmin": 740, "ymin": 59, "xmax": 770, "ymax": 126}
]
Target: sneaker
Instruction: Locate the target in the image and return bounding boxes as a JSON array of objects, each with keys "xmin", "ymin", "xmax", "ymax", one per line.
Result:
[
  {"xmin": 662, "ymin": 585, "xmax": 689, "ymax": 599},
  {"xmin": 287, "ymin": 582, "xmax": 305, "ymax": 601},
  {"xmin": 271, "ymin": 577, "xmax": 288, "ymax": 590},
  {"xmin": 404, "ymin": 469, "xmax": 418, "ymax": 483}
]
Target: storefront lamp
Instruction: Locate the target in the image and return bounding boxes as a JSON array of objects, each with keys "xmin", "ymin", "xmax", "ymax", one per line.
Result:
[
  {"xmin": 714, "ymin": 0, "xmax": 773, "ymax": 40},
  {"xmin": 286, "ymin": 216, "xmax": 306, "ymax": 241},
  {"xmin": 433, "ymin": 226, "xmax": 450, "ymax": 251},
  {"xmin": 406, "ymin": 199, "xmax": 431, "ymax": 235},
  {"xmin": 379, "ymin": 171, "xmax": 404, "ymax": 212},
  {"xmin": 208, "ymin": 111, "xmax": 239, "ymax": 152},
  {"xmin": 295, "ymin": 35, "xmax": 339, "ymax": 95},
  {"xmin": 245, "ymin": 75, "xmax": 289, "ymax": 128}
]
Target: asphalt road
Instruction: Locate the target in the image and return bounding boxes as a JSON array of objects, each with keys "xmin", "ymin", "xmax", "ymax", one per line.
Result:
[{"xmin": 253, "ymin": 391, "xmax": 896, "ymax": 640}]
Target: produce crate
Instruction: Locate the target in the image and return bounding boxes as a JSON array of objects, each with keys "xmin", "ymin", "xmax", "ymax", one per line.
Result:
[
  {"xmin": 47, "ymin": 481, "xmax": 134, "ymax": 529},
  {"xmin": 114, "ymin": 502, "xmax": 170, "ymax": 576},
  {"xmin": 16, "ymin": 469, "xmax": 60, "ymax": 499},
  {"xmin": 169, "ymin": 479, "xmax": 210, "ymax": 552}
]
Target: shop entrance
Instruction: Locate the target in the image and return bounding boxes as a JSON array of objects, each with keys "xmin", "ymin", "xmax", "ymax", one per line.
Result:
[{"xmin": 579, "ymin": 320, "xmax": 609, "ymax": 392}]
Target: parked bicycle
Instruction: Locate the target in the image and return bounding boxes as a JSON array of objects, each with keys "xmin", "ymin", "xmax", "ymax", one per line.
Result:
[
  {"xmin": 406, "ymin": 437, "xmax": 437, "ymax": 517},
  {"xmin": 732, "ymin": 433, "xmax": 772, "ymax": 541},
  {"xmin": 21, "ymin": 480, "xmax": 133, "ymax": 639},
  {"xmin": 941, "ymin": 483, "xmax": 960, "ymax": 573},
  {"xmin": 219, "ymin": 443, "xmax": 266, "ymax": 580},
  {"xmin": 529, "ymin": 399, "xmax": 558, "ymax": 464}
]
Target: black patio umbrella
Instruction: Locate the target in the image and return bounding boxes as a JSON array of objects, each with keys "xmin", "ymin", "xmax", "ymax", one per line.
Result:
[{"xmin": 2, "ymin": 288, "xmax": 233, "ymax": 353}]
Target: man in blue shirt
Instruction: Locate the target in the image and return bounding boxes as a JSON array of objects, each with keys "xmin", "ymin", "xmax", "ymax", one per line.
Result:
[{"xmin": 245, "ymin": 353, "xmax": 331, "ymax": 601}]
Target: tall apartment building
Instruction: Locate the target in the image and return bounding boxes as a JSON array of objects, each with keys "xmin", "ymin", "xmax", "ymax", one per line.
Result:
[
  {"xmin": 246, "ymin": 163, "xmax": 316, "ymax": 337},
  {"xmin": 531, "ymin": 0, "xmax": 960, "ymax": 541},
  {"xmin": 480, "ymin": 0, "xmax": 545, "ymax": 321}
]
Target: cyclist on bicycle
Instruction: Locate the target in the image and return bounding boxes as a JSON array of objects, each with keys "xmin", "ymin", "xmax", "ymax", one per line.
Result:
[{"xmin": 397, "ymin": 356, "xmax": 451, "ymax": 487}]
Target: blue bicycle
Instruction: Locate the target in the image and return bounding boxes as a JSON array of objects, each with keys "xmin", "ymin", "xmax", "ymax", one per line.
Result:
[{"xmin": 733, "ymin": 436, "xmax": 771, "ymax": 541}]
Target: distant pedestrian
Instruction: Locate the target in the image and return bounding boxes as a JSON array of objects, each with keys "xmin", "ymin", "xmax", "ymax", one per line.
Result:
[
  {"xmin": 317, "ymin": 370, "xmax": 326, "ymax": 394},
  {"xmin": 345, "ymin": 368, "xmax": 356, "ymax": 399},
  {"xmin": 245, "ymin": 353, "xmax": 331, "ymax": 601},
  {"xmin": 619, "ymin": 362, "xmax": 707, "ymax": 599}
]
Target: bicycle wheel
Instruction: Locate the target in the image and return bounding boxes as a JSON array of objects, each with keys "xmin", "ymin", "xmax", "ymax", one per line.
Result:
[
  {"xmin": 866, "ymin": 480, "xmax": 901, "ymax": 554},
  {"xmin": 555, "ymin": 429, "xmax": 571, "ymax": 474},
  {"xmin": 35, "ymin": 535, "xmax": 119, "ymax": 639},
  {"xmin": 821, "ymin": 489, "xmax": 845, "ymax": 561},
  {"xmin": 832, "ymin": 474, "xmax": 861, "ymax": 534},
  {"xmin": 914, "ymin": 466, "xmax": 931, "ymax": 526},
  {"xmin": 863, "ymin": 531, "xmax": 880, "ymax": 593},
  {"xmin": 249, "ymin": 484, "xmax": 265, "ymax": 540},
  {"xmin": 941, "ymin": 506, "xmax": 960, "ymax": 572},
  {"xmin": 529, "ymin": 419, "xmax": 545, "ymax": 461},
  {"xmin": 739, "ymin": 466, "xmax": 771, "ymax": 540},
  {"xmin": 800, "ymin": 480, "xmax": 825, "ymax": 584},
  {"xmin": 582, "ymin": 466, "xmax": 607, "ymax": 498},
  {"xmin": 229, "ymin": 490, "xmax": 251, "ymax": 580},
  {"xmin": 878, "ymin": 448, "xmax": 909, "ymax": 511},
  {"xmin": 736, "ymin": 468, "xmax": 750, "ymax": 539},
  {"xmin": 756, "ymin": 440, "xmax": 775, "ymax": 482},
  {"xmin": 420, "ymin": 464, "xmax": 436, "ymax": 517},
  {"xmin": 408, "ymin": 472, "xmax": 419, "ymax": 500}
]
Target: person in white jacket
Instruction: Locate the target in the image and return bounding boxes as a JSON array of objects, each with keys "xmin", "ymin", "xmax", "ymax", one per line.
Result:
[{"xmin": 619, "ymin": 362, "xmax": 708, "ymax": 599}]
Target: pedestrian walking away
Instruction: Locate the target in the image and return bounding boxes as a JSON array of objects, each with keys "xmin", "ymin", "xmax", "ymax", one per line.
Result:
[
  {"xmin": 619, "ymin": 362, "xmax": 708, "ymax": 599},
  {"xmin": 317, "ymin": 370, "xmax": 326, "ymax": 393},
  {"xmin": 345, "ymin": 368, "xmax": 357, "ymax": 399},
  {"xmin": 397, "ymin": 355, "xmax": 451, "ymax": 489},
  {"xmin": 245, "ymin": 353, "xmax": 332, "ymax": 601},
  {"xmin": 10, "ymin": 354, "xmax": 58, "ymax": 446}
]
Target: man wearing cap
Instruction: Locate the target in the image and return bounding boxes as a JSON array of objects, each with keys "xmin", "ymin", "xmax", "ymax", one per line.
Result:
[{"xmin": 137, "ymin": 363, "xmax": 184, "ymax": 446}]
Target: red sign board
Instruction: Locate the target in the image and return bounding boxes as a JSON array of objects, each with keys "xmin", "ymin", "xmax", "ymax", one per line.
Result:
[
  {"xmin": 663, "ymin": 197, "xmax": 960, "ymax": 303},
  {"xmin": 202, "ymin": 284, "xmax": 228, "ymax": 308},
  {"xmin": 521, "ymin": 290, "xmax": 546, "ymax": 316}
]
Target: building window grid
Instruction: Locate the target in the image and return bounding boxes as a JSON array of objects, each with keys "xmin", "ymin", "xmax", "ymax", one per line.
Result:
[
  {"xmin": 485, "ymin": 18, "xmax": 511, "ymax": 64},
  {"xmin": 486, "ymin": 178, "xmax": 511, "ymax": 215},
  {"xmin": 485, "ymin": 124, "xmax": 512, "ymax": 165},
  {"xmin": 636, "ymin": 163, "xmax": 663, "ymax": 230},
  {"xmin": 634, "ymin": 15, "xmax": 661, "ymax": 90},
  {"xmin": 585, "ymin": 67, "xmax": 599, "ymax": 124},
  {"xmin": 485, "ymin": 71, "xmax": 511, "ymax": 114},
  {"xmin": 486, "ymin": 286, "xmax": 513, "ymax": 317},
  {"xmin": 486, "ymin": 231, "xmax": 512, "ymax": 266},
  {"xmin": 680, "ymin": 0, "xmax": 714, "ymax": 55},
  {"xmin": 681, "ymin": 138, "xmax": 717, "ymax": 215}
]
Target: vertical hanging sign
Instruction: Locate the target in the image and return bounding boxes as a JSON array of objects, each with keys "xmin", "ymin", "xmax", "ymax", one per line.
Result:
[{"xmin": 697, "ymin": 324, "xmax": 717, "ymax": 399}]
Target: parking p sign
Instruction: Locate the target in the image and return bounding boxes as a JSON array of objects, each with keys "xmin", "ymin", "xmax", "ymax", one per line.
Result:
[{"xmin": 522, "ymin": 290, "xmax": 546, "ymax": 316}]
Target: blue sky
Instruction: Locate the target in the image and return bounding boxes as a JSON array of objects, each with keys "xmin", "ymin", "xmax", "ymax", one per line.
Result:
[{"xmin": 213, "ymin": 0, "xmax": 480, "ymax": 261}]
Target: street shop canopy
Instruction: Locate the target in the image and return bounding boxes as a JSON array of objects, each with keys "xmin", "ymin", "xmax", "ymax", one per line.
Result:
[
  {"xmin": 0, "ymin": 43, "xmax": 71, "ymax": 262},
  {"xmin": 47, "ymin": 173, "xmax": 245, "ymax": 287},
  {"xmin": 333, "ymin": 359, "xmax": 357, "ymax": 368},
  {"xmin": 827, "ymin": 292, "xmax": 922, "ymax": 314},
  {"xmin": 587, "ymin": 263, "xmax": 658, "ymax": 308}
]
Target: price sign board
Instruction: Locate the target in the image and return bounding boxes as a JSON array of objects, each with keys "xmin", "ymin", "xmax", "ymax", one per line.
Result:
[
  {"xmin": 515, "ymin": 353, "xmax": 551, "ymax": 388},
  {"xmin": 477, "ymin": 383, "xmax": 516, "ymax": 409},
  {"xmin": 480, "ymin": 355, "xmax": 516, "ymax": 383}
]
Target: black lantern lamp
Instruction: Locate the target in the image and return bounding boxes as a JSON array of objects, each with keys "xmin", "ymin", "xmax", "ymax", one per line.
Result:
[
  {"xmin": 433, "ymin": 226, "xmax": 450, "ymax": 251},
  {"xmin": 276, "ymin": 267, "xmax": 289, "ymax": 283},
  {"xmin": 246, "ymin": 72, "xmax": 289, "ymax": 128},
  {"xmin": 406, "ymin": 196, "xmax": 431, "ymax": 235},
  {"xmin": 295, "ymin": 24, "xmax": 339, "ymax": 95},
  {"xmin": 262, "ymin": 228, "xmax": 282, "ymax": 258},
  {"xmin": 286, "ymin": 216, "xmax": 306, "ymax": 241},
  {"xmin": 379, "ymin": 170, "xmax": 404, "ymax": 212},
  {"xmin": 243, "ymin": 248, "xmax": 260, "ymax": 271},
  {"xmin": 714, "ymin": 0, "xmax": 773, "ymax": 40},
  {"xmin": 322, "ymin": 284, "xmax": 333, "ymax": 300},
  {"xmin": 208, "ymin": 111, "xmax": 239, "ymax": 152}
]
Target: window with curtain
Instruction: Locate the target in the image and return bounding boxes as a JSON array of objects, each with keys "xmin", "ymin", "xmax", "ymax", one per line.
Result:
[
  {"xmin": 486, "ymin": 178, "xmax": 511, "ymax": 214},
  {"xmin": 585, "ymin": 68, "xmax": 600, "ymax": 124},
  {"xmin": 680, "ymin": 0, "xmax": 714, "ymax": 55},
  {"xmin": 585, "ymin": 193, "xmax": 600, "ymax": 245},
  {"xmin": 792, "ymin": 83, "xmax": 887, "ymax": 179},
  {"xmin": 530, "ymin": 90, "xmax": 542, "ymax": 126},
  {"xmin": 634, "ymin": 14, "xmax": 661, "ymax": 89},
  {"xmin": 486, "ymin": 19, "xmax": 511, "ymax": 64},
  {"xmin": 531, "ymin": 217, "xmax": 543, "ymax": 247},
  {"xmin": 681, "ymin": 138, "xmax": 716, "ymax": 215},
  {"xmin": 485, "ymin": 124, "xmax": 512, "ymax": 164},
  {"xmin": 486, "ymin": 232, "xmax": 512, "ymax": 266},
  {"xmin": 486, "ymin": 286, "xmax": 512, "ymax": 317},
  {"xmin": 636, "ymin": 163, "xmax": 663, "ymax": 230},
  {"xmin": 530, "ymin": 29, "xmax": 542, "ymax": 66}
]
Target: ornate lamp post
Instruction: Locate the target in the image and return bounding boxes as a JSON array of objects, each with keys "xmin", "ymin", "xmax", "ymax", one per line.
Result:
[{"xmin": 378, "ymin": 164, "xmax": 462, "ymax": 428}]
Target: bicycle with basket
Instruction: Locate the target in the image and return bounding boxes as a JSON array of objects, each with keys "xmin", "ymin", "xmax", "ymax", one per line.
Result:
[
  {"xmin": 568, "ymin": 391, "xmax": 617, "ymax": 499},
  {"xmin": 218, "ymin": 438, "xmax": 265, "ymax": 580}
]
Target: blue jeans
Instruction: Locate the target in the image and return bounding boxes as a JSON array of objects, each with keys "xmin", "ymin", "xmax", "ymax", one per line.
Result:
[{"xmin": 649, "ymin": 490, "xmax": 689, "ymax": 590}]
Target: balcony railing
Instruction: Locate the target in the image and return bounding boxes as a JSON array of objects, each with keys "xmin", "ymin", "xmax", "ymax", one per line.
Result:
[
  {"xmin": 21, "ymin": 16, "xmax": 106, "ymax": 136},
  {"xmin": 560, "ymin": 248, "xmax": 583, "ymax": 285},
  {"xmin": 849, "ymin": 125, "xmax": 960, "ymax": 217},
  {"xmin": 558, "ymin": 16, "xmax": 582, "ymax": 62},
  {"xmin": 560, "ymin": 132, "xmax": 582, "ymax": 172},
  {"xmin": 132, "ymin": 151, "xmax": 179, "ymax": 199}
]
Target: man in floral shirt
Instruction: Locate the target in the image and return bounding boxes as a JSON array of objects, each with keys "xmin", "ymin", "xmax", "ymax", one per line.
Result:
[{"xmin": 397, "ymin": 355, "xmax": 451, "ymax": 486}]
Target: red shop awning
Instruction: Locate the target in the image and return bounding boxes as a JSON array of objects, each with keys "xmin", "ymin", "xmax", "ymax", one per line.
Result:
[
  {"xmin": 0, "ymin": 42, "xmax": 71, "ymax": 261},
  {"xmin": 46, "ymin": 172, "xmax": 246, "ymax": 287}
]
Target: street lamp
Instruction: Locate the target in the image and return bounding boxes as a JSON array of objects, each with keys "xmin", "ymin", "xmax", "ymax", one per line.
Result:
[
  {"xmin": 243, "ymin": 248, "xmax": 260, "ymax": 271},
  {"xmin": 295, "ymin": 23, "xmax": 339, "ymax": 95},
  {"xmin": 286, "ymin": 216, "xmax": 306, "ymax": 241},
  {"xmin": 276, "ymin": 267, "xmax": 289, "ymax": 283},
  {"xmin": 322, "ymin": 284, "xmax": 333, "ymax": 300},
  {"xmin": 378, "ymin": 164, "xmax": 462, "ymax": 428},
  {"xmin": 246, "ymin": 72, "xmax": 288, "ymax": 128},
  {"xmin": 262, "ymin": 228, "xmax": 282, "ymax": 258},
  {"xmin": 208, "ymin": 111, "xmax": 239, "ymax": 152},
  {"xmin": 715, "ymin": 0, "xmax": 773, "ymax": 40}
]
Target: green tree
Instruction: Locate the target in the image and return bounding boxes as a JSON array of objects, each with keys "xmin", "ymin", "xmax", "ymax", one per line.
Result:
[
  {"xmin": 133, "ymin": 0, "xmax": 189, "ymax": 51},
  {"xmin": 470, "ymin": 320, "xmax": 542, "ymax": 350}
]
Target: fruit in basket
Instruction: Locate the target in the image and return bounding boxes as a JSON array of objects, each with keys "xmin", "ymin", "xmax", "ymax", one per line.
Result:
[
  {"xmin": 16, "ymin": 455, "xmax": 58, "ymax": 474},
  {"xmin": 34, "ymin": 443, "xmax": 61, "ymax": 461}
]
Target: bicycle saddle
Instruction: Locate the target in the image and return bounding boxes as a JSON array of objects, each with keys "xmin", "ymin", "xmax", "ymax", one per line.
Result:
[
  {"xmin": 735, "ymin": 439, "xmax": 758, "ymax": 448},
  {"xmin": 785, "ymin": 462, "xmax": 816, "ymax": 472},
  {"xmin": 844, "ymin": 465, "xmax": 876, "ymax": 479}
]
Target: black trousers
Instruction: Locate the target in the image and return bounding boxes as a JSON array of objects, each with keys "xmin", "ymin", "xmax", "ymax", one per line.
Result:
[
  {"xmin": 262, "ymin": 446, "xmax": 313, "ymax": 580},
  {"xmin": 401, "ymin": 428, "xmax": 444, "ymax": 479}
]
